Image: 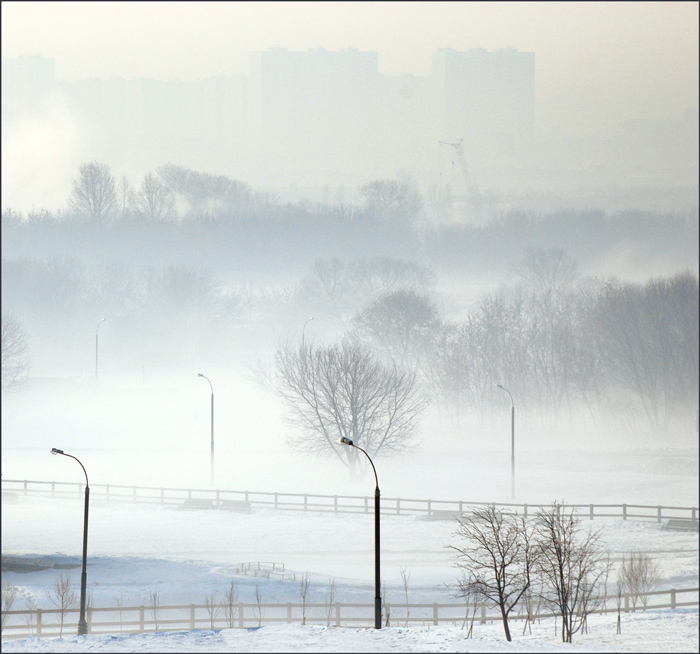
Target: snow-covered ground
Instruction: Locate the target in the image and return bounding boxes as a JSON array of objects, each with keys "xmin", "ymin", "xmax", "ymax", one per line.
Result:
[
  {"xmin": 2, "ymin": 613, "xmax": 699, "ymax": 653},
  {"xmin": 1, "ymin": 444, "xmax": 698, "ymax": 652}
]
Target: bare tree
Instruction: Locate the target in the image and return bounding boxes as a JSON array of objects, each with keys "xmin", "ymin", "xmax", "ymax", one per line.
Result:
[
  {"xmin": 381, "ymin": 580, "xmax": 390, "ymax": 627},
  {"xmin": 46, "ymin": 573, "xmax": 77, "ymax": 638},
  {"xmin": 68, "ymin": 161, "xmax": 118, "ymax": 223},
  {"xmin": 148, "ymin": 589, "xmax": 160, "ymax": 631},
  {"xmin": 203, "ymin": 590, "xmax": 220, "ymax": 629},
  {"xmin": 1, "ymin": 311, "xmax": 31, "ymax": 395},
  {"xmin": 534, "ymin": 502, "xmax": 612, "ymax": 643},
  {"xmin": 515, "ymin": 247, "xmax": 579, "ymax": 299},
  {"xmin": 448, "ymin": 505, "xmax": 536, "ymax": 642},
  {"xmin": 222, "ymin": 580, "xmax": 239, "ymax": 628},
  {"xmin": 297, "ymin": 257, "xmax": 435, "ymax": 329},
  {"xmin": 351, "ymin": 289, "xmax": 441, "ymax": 368},
  {"xmin": 451, "ymin": 581, "xmax": 480, "ymax": 637},
  {"xmin": 22, "ymin": 597, "xmax": 36, "ymax": 635},
  {"xmin": 359, "ymin": 178, "xmax": 423, "ymax": 224},
  {"xmin": 1, "ymin": 581, "xmax": 19, "ymax": 633},
  {"xmin": 253, "ymin": 581, "xmax": 265, "ymax": 627},
  {"xmin": 118, "ymin": 174, "xmax": 137, "ymax": 220},
  {"xmin": 112, "ymin": 592, "xmax": 125, "ymax": 632},
  {"xmin": 591, "ymin": 271, "xmax": 699, "ymax": 433},
  {"xmin": 614, "ymin": 579, "xmax": 624, "ymax": 635},
  {"xmin": 274, "ymin": 338, "xmax": 428, "ymax": 477},
  {"xmin": 137, "ymin": 172, "xmax": 176, "ymax": 222},
  {"xmin": 323, "ymin": 578, "xmax": 337, "ymax": 627},
  {"xmin": 399, "ymin": 567, "xmax": 411, "ymax": 627},
  {"xmin": 298, "ymin": 572, "xmax": 311, "ymax": 625},
  {"xmin": 619, "ymin": 551, "xmax": 661, "ymax": 611}
]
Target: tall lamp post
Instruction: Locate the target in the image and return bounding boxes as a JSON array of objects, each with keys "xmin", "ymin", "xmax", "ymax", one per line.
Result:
[
  {"xmin": 339, "ymin": 436, "xmax": 381, "ymax": 629},
  {"xmin": 302, "ymin": 316, "xmax": 313, "ymax": 344},
  {"xmin": 50, "ymin": 448, "xmax": 90, "ymax": 635},
  {"xmin": 95, "ymin": 318, "xmax": 105, "ymax": 380},
  {"xmin": 496, "ymin": 384, "xmax": 515, "ymax": 499},
  {"xmin": 198, "ymin": 373, "xmax": 214, "ymax": 485}
]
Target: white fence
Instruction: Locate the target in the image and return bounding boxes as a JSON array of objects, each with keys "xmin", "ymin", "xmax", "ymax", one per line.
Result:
[
  {"xmin": 1, "ymin": 587, "xmax": 697, "ymax": 641},
  {"xmin": 2, "ymin": 479, "xmax": 698, "ymax": 524}
]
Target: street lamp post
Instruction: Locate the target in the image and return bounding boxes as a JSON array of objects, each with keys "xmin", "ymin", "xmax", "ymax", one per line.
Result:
[
  {"xmin": 339, "ymin": 436, "xmax": 381, "ymax": 629},
  {"xmin": 198, "ymin": 373, "xmax": 214, "ymax": 485},
  {"xmin": 50, "ymin": 448, "xmax": 90, "ymax": 636},
  {"xmin": 95, "ymin": 318, "xmax": 105, "ymax": 380},
  {"xmin": 496, "ymin": 384, "xmax": 515, "ymax": 499}
]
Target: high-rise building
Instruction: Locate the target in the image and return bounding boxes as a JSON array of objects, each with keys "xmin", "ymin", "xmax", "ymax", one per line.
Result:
[
  {"xmin": 1, "ymin": 53, "xmax": 56, "ymax": 120},
  {"xmin": 432, "ymin": 47, "xmax": 535, "ymax": 153}
]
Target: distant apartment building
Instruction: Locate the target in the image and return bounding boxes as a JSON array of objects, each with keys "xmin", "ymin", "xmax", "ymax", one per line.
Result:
[
  {"xmin": 2, "ymin": 48, "xmax": 537, "ymax": 190},
  {"xmin": 1, "ymin": 53, "xmax": 56, "ymax": 120}
]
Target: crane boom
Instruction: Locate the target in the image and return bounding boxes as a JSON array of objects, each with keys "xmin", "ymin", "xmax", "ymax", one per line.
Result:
[{"xmin": 439, "ymin": 139, "xmax": 479, "ymax": 200}]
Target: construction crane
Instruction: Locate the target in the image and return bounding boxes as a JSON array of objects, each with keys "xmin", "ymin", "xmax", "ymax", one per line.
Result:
[{"xmin": 439, "ymin": 139, "xmax": 479, "ymax": 201}]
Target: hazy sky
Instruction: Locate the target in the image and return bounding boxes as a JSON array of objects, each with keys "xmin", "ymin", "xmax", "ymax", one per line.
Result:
[{"xmin": 2, "ymin": 1, "xmax": 698, "ymax": 134}]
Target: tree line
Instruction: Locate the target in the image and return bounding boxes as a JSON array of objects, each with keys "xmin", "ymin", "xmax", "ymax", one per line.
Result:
[{"xmin": 2, "ymin": 161, "xmax": 696, "ymax": 280}]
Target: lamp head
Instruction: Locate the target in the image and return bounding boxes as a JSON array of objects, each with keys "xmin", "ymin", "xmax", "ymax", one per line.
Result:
[
  {"xmin": 338, "ymin": 437, "xmax": 354, "ymax": 446},
  {"xmin": 496, "ymin": 383, "xmax": 504, "ymax": 389},
  {"xmin": 50, "ymin": 448, "xmax": 64, "ymax": 455},
  {"xmin": 198, "ymin": 373, "xmax": 204, "ymax": 377}
]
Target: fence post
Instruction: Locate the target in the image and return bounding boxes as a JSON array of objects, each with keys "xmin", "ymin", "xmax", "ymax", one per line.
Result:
[
  {"xmin": 216, "ymin": 490, "xmax": 220, "ymax": 505},
  {"xmin": 480, "ymin": 604, "xmax": 486, "ymax": 624},
  {"xmin": 287, "ymin": 603, "xmax": 292, "ymax": 623},
  {"xmin": 51, "ymin": 481, "xmax": 55, "ymax": 498},
  {"xmin": 88, "ymin": 607, "xmax": 93, "ymax": 633},
  {"xmin": 24, "ymin": 480, "xmax": 28, "ymax": 495},
  {"xmin": 432, "ymin": 603, "xmax": 438, "ymax": 625},
  {"xmin": 161, "ymin": 488, "xmax": 165, "ymax": 506},
  {"xmin": 624, "ymin": 595, "xmax": 629, "ymax": 613},
  {"xmin": 304, "ymin": 494, "xmax": 307, "ymax": 511},
  {"xmin": 335, "ymin": 603, "xmax": 341, "ymax": 626},
  {"xmin": 459, "ymin": 500, "xmax": 463, "ymax": 514},
  {"xmin": 364, "ymin": 496, "xmax": 368, "ymax": 513},
  {"xmin": 671, "ymin": 589, "xmax": 676, "ymax": 609},
  {"xmin": 657, "ymin": 506, "xmax": 662, "ymax": 523},
  {"xmin": 36, "ymin": 608, "xmax": 42, "ymax": 636},
  {"xmin": 139, "ymin": 606, "xmax": 145, "ymax": 631},
  {"xmin": 623, "ymin": 504, "xmax": 627, "ymax": 520},
  {"xmin": 274, "ymin": 493, "xmax": 278, "ymax": 509},
  {"xmin": 133, "ymin": 486, "xmax": 137, "ymax": 502},
  {"xmin": 590, "ymin": 504, "xmax": 594, "ymax": 520},
  {"xmin": 334, "ymin": 495, "xmax": 338, "ymax": 513},
  {"xmin": 692, "ymin": 507, "xmax": 696, "ymax": 521},
  {"xmin": 524, "ymin": 503, "xmax": 527, "ymax": 518},
  {"xmin": 245, "ymin": 491, "xmax": 249, "ymax": 502},
  {"xmin": 238, "ymin": 603, "xmax": 244, "ymax": 628},
  {"xmin": 190, "ymin": 604, "xmax": 195, "ymax": 629},
  {"xmin": 396, "ymin": 498, "xmax": 400, "ymax": 516},
  {"xmin": 427, "ymin": 500, "xmax": 431, "ymax": 517}
]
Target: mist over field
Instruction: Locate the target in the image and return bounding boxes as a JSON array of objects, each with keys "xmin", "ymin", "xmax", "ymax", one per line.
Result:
[{"xmin": 2, "ymin": 3, "xmax": 698, "ymax": 505}]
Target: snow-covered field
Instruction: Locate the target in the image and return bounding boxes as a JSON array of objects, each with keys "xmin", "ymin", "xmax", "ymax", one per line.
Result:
[{"xmin": 1, "ymin": 444, "xmax": 698, "ymax": 652}]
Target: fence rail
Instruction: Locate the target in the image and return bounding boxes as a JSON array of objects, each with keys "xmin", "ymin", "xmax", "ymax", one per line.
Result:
[
  {"xmin": 2, "ymin": 479, "xmax": 698, "ymax": 524},
  {"xmin": 1, "ymin": 587, "xmax": 697, "ymax": 641}
]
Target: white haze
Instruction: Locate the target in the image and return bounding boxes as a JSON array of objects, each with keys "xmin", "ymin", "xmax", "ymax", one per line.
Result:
[{"xmin": 1, "ymin": 2, "xmax": 699, "ymax": 211}]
